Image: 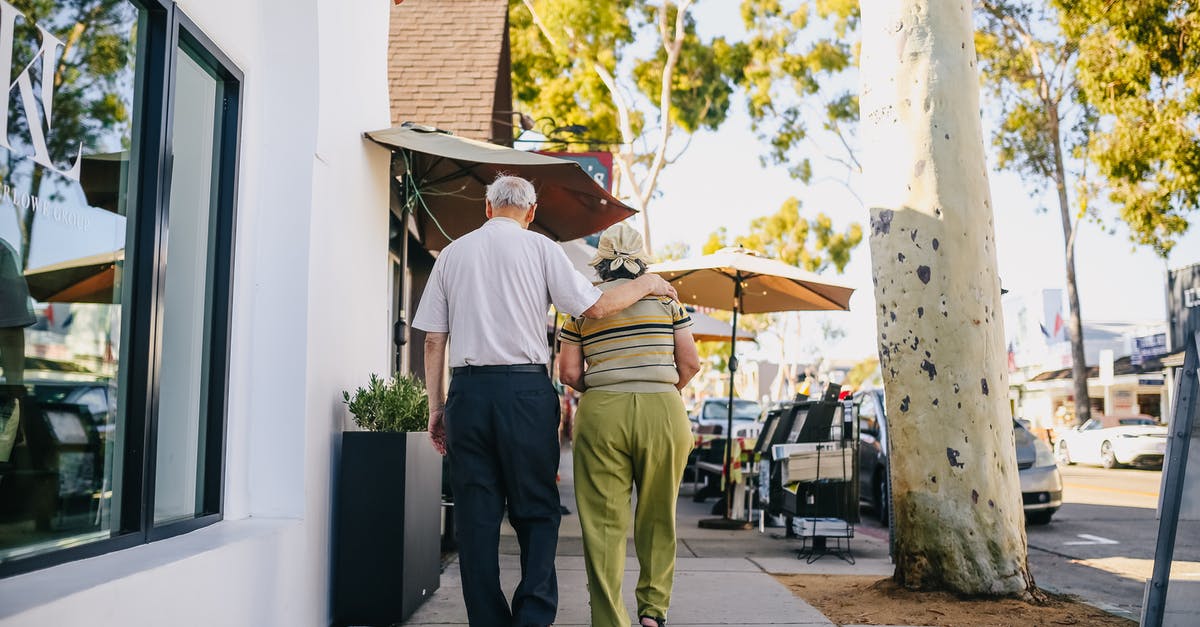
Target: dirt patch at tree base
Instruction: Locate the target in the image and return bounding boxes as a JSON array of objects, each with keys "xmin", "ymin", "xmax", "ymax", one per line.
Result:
[{"xmin": 774, "ymin": 574, "xmax": 1136, "ymax": 626}]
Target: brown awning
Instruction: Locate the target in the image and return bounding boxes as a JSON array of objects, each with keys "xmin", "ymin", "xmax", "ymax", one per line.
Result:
[{"xmin": 366, "ymin": 125, "xmax": 635, "ymax": 251}]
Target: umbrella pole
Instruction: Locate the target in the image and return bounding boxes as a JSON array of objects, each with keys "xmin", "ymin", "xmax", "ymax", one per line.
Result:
[
  {"xmin": 699, "ymin": 279, "xmax": 752, "ymax": 530},
  {"xmin": 723, "ymin": 290, "xmax": 740, "ymax": 519}
]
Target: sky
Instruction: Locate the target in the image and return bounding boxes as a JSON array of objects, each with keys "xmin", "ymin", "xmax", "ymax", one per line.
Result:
[{"xmin": 626, "ymin": 1, "xmax": 1200, "ymax": 363}]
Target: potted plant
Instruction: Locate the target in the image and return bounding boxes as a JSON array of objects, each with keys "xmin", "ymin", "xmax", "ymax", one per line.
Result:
[{"xmin": 332, "ymin": 374, "xmax": 442, "ymax": 626}]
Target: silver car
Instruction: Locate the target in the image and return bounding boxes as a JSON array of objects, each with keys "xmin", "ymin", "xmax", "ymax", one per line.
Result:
[
  {"xmin": 854, "ymin": 389, "xmax": 1063, "ymax": 525},
  {"xmin": 1015, "ymin": 420, "xmax": 1064, "ymax": 524},
  {"xmin": 690, "ymin": 398, "xmax": 762, "ymax": 435}
]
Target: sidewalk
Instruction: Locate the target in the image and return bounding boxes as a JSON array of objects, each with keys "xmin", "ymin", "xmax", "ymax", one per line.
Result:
[{"xmin": 404, "ymin": 447, "xmax": 910, "ymax": 627}]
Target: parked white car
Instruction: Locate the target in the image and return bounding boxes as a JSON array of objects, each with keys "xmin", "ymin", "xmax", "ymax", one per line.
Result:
[{"xmin": 1055, "ymin": 415, "xmax": 1168, "ymax": 469}]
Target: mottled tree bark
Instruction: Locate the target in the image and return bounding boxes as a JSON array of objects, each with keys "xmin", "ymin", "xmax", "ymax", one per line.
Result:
[{"xmin": 860, "ymin": 0, "xmax": 1036, "ymax": 596}]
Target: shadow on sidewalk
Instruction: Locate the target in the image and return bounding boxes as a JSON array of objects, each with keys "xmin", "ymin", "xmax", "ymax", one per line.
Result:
[{"xmin": 407, "ymin": 445, "xmax": 895, "ymax": 626}]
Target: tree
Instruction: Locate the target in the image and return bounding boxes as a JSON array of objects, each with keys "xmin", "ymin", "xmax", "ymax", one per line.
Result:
[
  {"xmin": 509, "ymin": 0, "xmax": 748, "ymax": 253},
  {"xmin": 975, "ymin": 0, "xmax": 1096, "ymax": 427},
  {"xmin": 653, "ymin": 239, "xmax": 691, "ymax": 263},
  {"xmin": 844, "ymin": 356, "xmax": 881, "ymax": 389},
  {"xmin": 1063, "ymin": 0, "xmax": 1200, "ymax": 256},
  {"xmin": 752, "ymin": 1, "xmax": 1198, "ymax": 430},
  {"xmin": 704, "ymin": 197, "xmax": 862, "ymax": 271},
  {"xmin": 860, "ymin": 0, "xmax": 1036, "ymax": 597},
  {"xmin": 739, "ymin": 0, "xmax": 862, "ymax": 184}
]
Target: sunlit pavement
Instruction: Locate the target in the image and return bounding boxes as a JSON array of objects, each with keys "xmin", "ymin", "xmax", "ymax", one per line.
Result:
[
  {"xmin": 1025, "ymin": 464, "xmax": 1200, "ymax": 621},
  {"xmin": 403, "ymin": 453, "xmax": 1192, "ymax": 625},
  {"xmin": 404, "ymin": 446, "xmax": 899, "ymax": 626}
]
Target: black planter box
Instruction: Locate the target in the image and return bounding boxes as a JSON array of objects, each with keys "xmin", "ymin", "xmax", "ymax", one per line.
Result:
[{"xmin": 333, "ymin": 431, "xmax": 442, "ymax": 626}]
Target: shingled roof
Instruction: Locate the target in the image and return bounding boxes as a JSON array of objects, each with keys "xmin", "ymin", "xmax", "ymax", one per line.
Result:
[{"xmin": 388, "ymin": 0, "xmax": 514, "ymax": 143}]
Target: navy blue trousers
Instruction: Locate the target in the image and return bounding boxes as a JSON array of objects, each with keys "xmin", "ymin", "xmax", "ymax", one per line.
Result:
[{"xmin": 445, "ymin": 370, "xmax": 561, "ymax": 627}]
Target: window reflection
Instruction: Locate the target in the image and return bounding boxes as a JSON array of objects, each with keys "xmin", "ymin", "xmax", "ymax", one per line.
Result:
[
  {"xmin": 153, "ymin": 48, "xmax": 222, "ymax": 525},
  {"xmin": 0, "ymin": 0, "xmax": 140, "ymax": 563}
]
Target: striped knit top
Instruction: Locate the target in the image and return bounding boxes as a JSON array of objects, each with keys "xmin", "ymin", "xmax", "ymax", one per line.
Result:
[{"xmin": 558, "ymin": 279, "xmax": 694, "ymax": 393}]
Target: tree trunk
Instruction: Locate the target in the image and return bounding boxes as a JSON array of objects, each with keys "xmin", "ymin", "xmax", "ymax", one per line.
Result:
[
  {"xmin": 1048, "ymin": 101, "xmax": 1091, "ymax": 426},
  {"xmin": 860, "ymin": 0, "xmax": 1036, "ymax": 596}
]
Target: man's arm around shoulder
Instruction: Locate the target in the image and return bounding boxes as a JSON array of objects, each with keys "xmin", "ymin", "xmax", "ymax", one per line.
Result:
[{"xmin": 580, "ymin": 274, "xmax": 678, "ymax": 319}]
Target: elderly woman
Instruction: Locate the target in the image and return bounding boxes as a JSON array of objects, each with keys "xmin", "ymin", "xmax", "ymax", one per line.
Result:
[{"xmin": 557, "ymin": 223, "xmax": 700, "ymax": 627}]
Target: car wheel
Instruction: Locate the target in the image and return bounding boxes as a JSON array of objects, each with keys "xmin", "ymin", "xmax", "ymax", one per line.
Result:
[
  {"xmin": 1100, "ymin": 441, "xmax": 1121, "ymax": 469},
  {"xmin": 1056, "ymin": 441, "xmax": 1073, "ymax": 465},
  {"xmin": 874, "ymin": 472, "xmax": 890, "ymax": 526},
  {"xmin": 1026, "ymin": 510, "xmax": 1053, "ymax": 525}
]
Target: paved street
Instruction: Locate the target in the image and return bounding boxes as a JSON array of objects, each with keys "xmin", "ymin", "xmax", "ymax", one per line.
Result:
[{"xmin": 1025, "ymin": 464, "xmax": 1200, "ymax": 620}]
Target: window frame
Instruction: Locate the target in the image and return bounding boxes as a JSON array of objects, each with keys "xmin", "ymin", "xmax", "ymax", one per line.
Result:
[{"xmin": 0, "ymin": 0, "xmax": 242, "ymax": 578}]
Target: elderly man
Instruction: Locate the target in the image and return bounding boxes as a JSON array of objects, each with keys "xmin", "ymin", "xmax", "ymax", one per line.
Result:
[{"xmin": 412, "ymin": 175, "xmax": 677, "ymax": 627}]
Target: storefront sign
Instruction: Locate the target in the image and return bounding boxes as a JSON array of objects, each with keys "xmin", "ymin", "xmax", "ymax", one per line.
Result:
[
  {"xmin": 1132, "ymin": 332, "xmax": 1168, "ymax": 366},
  {"xmin": 0, "ymin": 0, "xmax": 85, "ymax": 181},
  {"xmin": 1168, "ymin": 263, "xmax": 1200, "ymax": 352}
]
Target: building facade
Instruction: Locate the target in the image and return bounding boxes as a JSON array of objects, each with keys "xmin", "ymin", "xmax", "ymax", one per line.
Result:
[
  {"xmin": 0, "ymin": 1, "xmax": 393, "ymax": 624},
  {"xmin": 1003, "ymin": 289, "xmax": 1169, "ymax": 429}
]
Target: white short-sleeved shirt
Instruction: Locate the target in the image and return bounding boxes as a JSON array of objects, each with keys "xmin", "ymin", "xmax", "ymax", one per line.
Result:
[{"xmin": 412, "ymin": 217, "xmax": 603, "ymax": 368}]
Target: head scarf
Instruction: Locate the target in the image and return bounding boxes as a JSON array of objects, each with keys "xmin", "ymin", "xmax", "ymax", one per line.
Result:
[{"xmin": 589, "ymin": 222, "xmax": 649, "ymax": 275}]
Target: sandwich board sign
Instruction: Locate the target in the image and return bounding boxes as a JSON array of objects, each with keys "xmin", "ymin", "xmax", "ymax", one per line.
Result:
[{"xmin": 1143, "ymin": 332, "xmax": 1200, "ymax": 626}]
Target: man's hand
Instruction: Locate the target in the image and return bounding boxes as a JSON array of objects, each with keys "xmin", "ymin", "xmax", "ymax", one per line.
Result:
[
  {"xmin": 428, "ymin": 407, "xmax": 447, "ymax": 455},
  {"xmin": 641, "ymin": 273, "xmax": 678, "ymax": 300},
  {"xmin": 582, "ymin": 273, "xmax": 679, "ymax": 319}
]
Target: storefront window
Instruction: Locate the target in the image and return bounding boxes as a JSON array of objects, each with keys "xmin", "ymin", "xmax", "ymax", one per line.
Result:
[
  {"xmin": 0, "ymin": 2, "xmax": 241, "ymax": 576},
  {"xmin": 154, "ymin": 47, "xmax": 222, "ymax": 525},
  {"xmin": 0, "ymin": 0, "xmax": 143, "ymax": 562}
]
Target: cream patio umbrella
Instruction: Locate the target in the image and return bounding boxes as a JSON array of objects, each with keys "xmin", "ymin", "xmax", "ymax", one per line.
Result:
[
  {"xmin": 687, "ymin": 307, "xmax": 756, "ymax": 343},
  {"xmin": 649, "ymin": 247, "xmax": 854, "ymax": 529}
]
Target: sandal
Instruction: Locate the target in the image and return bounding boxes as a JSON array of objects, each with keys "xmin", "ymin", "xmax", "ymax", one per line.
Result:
[{"xmin": 639, "ymin": 616, "xmax": 665, "ymax": 627}]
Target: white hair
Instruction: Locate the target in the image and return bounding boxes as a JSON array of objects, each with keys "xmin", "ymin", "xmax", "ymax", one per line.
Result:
[{"xmin": 486, "ymin": 175, "xmax": 537, "ymax": 210}]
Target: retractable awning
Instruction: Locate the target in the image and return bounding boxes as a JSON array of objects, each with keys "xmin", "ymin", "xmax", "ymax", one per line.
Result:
[{"xmin": 366, "ymin": 124, "xmax": 635, "ymax": 251}]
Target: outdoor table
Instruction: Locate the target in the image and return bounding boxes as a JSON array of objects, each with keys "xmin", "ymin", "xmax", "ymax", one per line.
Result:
[{"xmin": 691, "ymin": 434, "xmax": 760, "ymax": 521}]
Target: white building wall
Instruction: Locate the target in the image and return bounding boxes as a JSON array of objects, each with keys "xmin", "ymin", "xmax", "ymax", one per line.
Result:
[{"xmin": 0, "ymin": 1, "xmax": 392, "ymax": 624}]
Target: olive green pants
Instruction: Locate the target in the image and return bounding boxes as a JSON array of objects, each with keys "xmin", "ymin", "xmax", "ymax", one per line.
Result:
[{"xmin": 573, "ymin": 389, "xmax": 694, "ymax": 627}]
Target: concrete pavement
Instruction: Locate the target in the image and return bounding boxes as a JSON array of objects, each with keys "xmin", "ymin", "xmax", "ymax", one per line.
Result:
[{"xmin": 403, "ymin": 447, "xmax": 910, "ymax": 627}]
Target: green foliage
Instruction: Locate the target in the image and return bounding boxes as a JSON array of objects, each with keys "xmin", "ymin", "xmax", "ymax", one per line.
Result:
[
  {"xmin": 633, "ymin": 30, "xmax": 749, "ymax": 133},
  {"xmin": 509, "ymin": 0, "xmax": 637, "ymax": 149},
  {"xmin": 976, "ymin": 2, "xmax": 1087, "ymax": 200},
  {"xmin": 740, "ymin": 0, "xmax": 861, "ymax": 181},
  {"xmin": 654, "ymin": 240, "xmax": 692, "ymax": 262},
  {"xmin": 510, "ymin": 0, "xmax": 750, "ymax": 250},
  {"xmin": 977, "ymin": 0, "xmax": 1200, "ymax": 256},
  {"xmin": 702, "ymin": 197, "xmax": 862, "ymax": 273},
  {"xmin": 1061, "ymin": 0, "xmax": 1200, "ymax": 256},
  {"xmin": 342, "ymin": 374, "xmax": 430, "ymax": 433},
  {"xmin": 844, "ymin": 356, "xmax": 880, "ymax": 389},
  {"xmin": 510, "ymin": 0, "xmax": 748, "ymax": 147}
]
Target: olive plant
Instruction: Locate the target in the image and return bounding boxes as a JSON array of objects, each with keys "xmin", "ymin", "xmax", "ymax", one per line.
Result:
[{"xmin": 342, "ymin": 374, "xmax": 429, "ymax": 433}]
